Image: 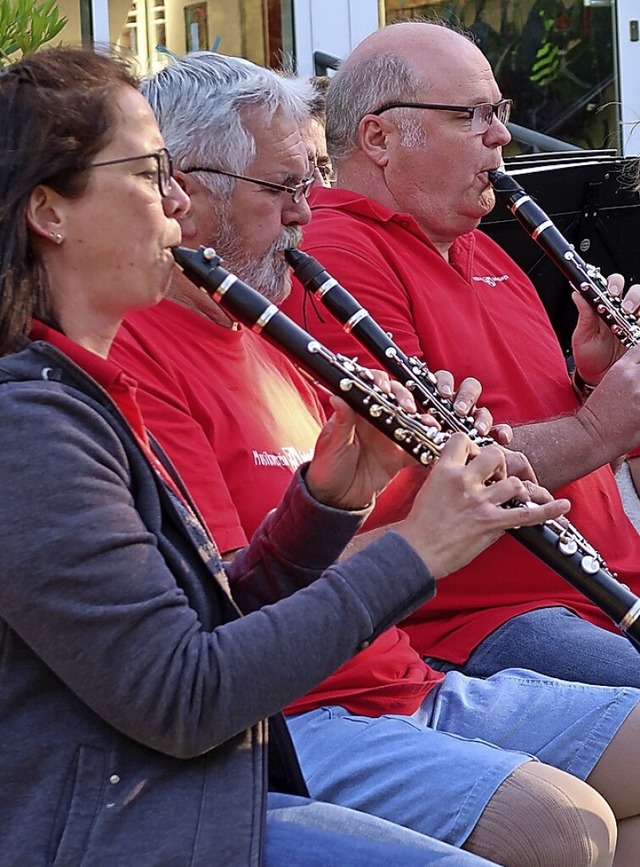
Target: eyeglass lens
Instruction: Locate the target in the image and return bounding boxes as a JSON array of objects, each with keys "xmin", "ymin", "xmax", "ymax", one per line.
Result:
[
  {"xmin": 292, "ymin": 176, "xmax": 315, "ymax": 203},
  {"xmin": 158, "ymin": 149, "xmax": 173, "ymax": 197},
  {"xmin": 472, "ymin": 101, "xmax": 511, "ymax": 133}
]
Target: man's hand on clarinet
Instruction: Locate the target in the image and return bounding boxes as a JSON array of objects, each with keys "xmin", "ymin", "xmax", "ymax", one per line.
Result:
[{"xmin": 396, "ymin": 435, "xmax": 570, "ymax": 580}]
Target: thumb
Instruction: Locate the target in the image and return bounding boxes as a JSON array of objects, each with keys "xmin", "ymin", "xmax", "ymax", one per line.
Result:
[
  {"xmin": 571, "ymin": 291, "xmax": 603, "ymax": 340},
  {"xmin": 328, "ymin": 395, "xmax": 358, "ymax": 429},
  {"xmin": 571, "ymin": 291, "xmax": 596, "ymax": 322}
]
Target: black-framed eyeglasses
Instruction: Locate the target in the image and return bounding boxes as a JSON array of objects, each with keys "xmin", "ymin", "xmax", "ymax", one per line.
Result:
[
  {"xmin": 182, "ymin": 166, "xmax": 315, "ymax": 203},
  {"xmin": 369, "ymin": 99, "xmax": 513, "ymax": 135},
  {"xmin": 90, "ymin": 147, "xmax": 174, "ymax": 197}
]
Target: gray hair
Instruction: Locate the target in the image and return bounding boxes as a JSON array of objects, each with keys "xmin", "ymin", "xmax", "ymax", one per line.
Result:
[
  {"xmin": 326, "ymin": 53, "xmax": 425, "ymax": 163},
  {"xmin": 141, "ymin": 52, "xmax": 313, "ymax": 195}
]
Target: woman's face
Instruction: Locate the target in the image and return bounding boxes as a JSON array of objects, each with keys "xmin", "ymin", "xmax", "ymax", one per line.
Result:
[{"xmin": 39, "ymin": 85, "xmax": 189, "ymax": 350}]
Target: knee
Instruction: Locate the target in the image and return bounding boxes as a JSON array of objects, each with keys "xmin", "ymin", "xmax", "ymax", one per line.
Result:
[{"xmin": 464, "ymin": 762, "xmax": 617, "ymax": 867}]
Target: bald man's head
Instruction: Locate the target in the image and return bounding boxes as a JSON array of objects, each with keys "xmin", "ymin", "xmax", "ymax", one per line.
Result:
[
  {"xmin": 326, "ymin": 22, "xmax": 485, "ymax": 164},
  {"xmin": 324, "ymin": 20, "xmax": 509, "ymax": 251}
]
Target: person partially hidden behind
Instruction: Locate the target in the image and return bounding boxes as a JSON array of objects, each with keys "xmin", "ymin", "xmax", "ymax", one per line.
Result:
[{"xmin": 109, "ymin": 51, "xmax": 640, "ymax": 867}]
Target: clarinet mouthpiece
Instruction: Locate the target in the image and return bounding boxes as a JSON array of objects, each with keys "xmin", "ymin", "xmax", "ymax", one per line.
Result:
[
  {"xmin": 487, "ymin": 169, "xmax": 524, "ymax": 195},
  {"xmin": 284, "ymin": 248, "xmax": 307, "ymax": 269},
  {"xmin": 284, "ymin": 248, "xmax": 327, "ymax": 287}
]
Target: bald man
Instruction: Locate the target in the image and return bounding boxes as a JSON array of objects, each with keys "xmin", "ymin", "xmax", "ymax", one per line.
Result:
[{"xmin": 281, "ymin": 19, "xmax": 640, "ymax": 692}]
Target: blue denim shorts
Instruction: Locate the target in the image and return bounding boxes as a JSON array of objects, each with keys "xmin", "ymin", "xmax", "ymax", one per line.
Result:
[
  {"xmin": 266, "ymin": 794, "xmax": 498, "ymax": 866},
  {"xmin": 287, "ymin": 668, "xmax": 640, "ymax": 847},
  {"xmin": 446, "ymin": 606, "xmax": 640, "ymax": 687}
]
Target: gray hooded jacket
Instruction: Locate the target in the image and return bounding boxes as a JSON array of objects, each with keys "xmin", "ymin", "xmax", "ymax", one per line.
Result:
[{"xmin": 0, "ymin": 339, "xmax": 435, "ymax": 866}]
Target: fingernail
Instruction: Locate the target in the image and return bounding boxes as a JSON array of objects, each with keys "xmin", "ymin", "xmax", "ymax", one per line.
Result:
[
  {"xmin": 476, "ymin": 420, "xmax": 488, "ymax": 434},
  {"xmin": 454, "ymin": 400, "xmax": 469, "ymax": 414},
  {"xmin": 622, "ymin": 299, "xmax": 635, "ymax": 312},
  {"xmin": 440, "ymin": 384, "xmax": 453, "ymax": 397}
]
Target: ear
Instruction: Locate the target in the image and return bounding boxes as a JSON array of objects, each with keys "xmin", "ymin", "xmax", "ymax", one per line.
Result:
[
  {"xmin": 174, "ymin": 170, "xmax": 199, "ymax": 198},
  {"xmin": 25, "ymin": 185, "xmax": 66, "ymax": 243},
  {"xmin": 172, "ymin": 170, "xmax": 212, "ymax": 243},
  {"xmin": 358, "ymin": 115, "xmax": 396, "ymax": 168}
]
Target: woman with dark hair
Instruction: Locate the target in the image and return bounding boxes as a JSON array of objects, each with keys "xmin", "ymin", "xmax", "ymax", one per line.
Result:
[{"xmin": 0, "ymin": 46, "xmax": 625, "ymax": 867}]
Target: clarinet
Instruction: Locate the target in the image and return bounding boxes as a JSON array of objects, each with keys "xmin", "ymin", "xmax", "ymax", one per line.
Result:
[
  {"xmin": 488, "ymin": 169, "xmax": 640, "ymax": 348},
  {"xmin": 173, "ymin": 243, "xmax": 640, "ymax": 652},
  {"xmin": 285, "ymin": 248, "xmax": 493, "ymax": 447}
]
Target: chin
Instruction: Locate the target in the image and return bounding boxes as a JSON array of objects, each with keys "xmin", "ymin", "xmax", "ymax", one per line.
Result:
[{"xmin": 479, "ymin": 188, "xmax": 496, "ymax": 213}]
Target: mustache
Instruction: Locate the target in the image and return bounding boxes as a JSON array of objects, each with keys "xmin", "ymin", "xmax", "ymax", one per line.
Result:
[{"xmin": 272, "ymin": 226, "xmax": 303, "ymax": 253}]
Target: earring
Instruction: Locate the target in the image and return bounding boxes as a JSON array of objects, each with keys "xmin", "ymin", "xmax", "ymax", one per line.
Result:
[{"xmin": 49, "ymin": 231, "xmax": 63, "ymax": 245}]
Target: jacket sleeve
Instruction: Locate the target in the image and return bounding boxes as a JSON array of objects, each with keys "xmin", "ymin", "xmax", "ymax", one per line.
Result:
[{"xmin": 0, "ymin": 382, "xmax": 435, "ymax": 757}]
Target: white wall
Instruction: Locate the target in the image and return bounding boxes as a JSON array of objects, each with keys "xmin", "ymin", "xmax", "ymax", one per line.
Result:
[
  {"xmin": 91, "ymin": 0, "xmax": 111, "ymax": 42},
  {"xmin": 615, "ymin": 0, "xmax": 640, "ymax": 156},
  {"xmin": 293, "ymin": 0, "xmax": 380, "ymax": 77}
]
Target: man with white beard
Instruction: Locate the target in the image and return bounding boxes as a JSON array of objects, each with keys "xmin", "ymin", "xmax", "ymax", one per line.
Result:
[
  {"xmin": 112, "ymin": 50, "xmax": 488, "ymax": 548},
  {"xmin": 111, "ymin": 53, "xmax": 325, "ymax": 547}
]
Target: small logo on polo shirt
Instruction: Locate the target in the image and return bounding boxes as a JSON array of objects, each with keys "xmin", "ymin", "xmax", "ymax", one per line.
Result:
[
  {"xmin": 252, "ymin": 446, "xmax": 314, "ymax": 471},
  {"xmin": 472, "ymin": 274, "xmax": 510, "ymax": 287}
]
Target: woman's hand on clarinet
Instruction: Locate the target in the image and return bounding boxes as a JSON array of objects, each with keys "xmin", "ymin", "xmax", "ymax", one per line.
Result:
[
  {"xmin": 396, "ymin": 434, "xmax": 571, "ymax": 580},
  {"xmin": 306, "ymin": 367, "xmax": 515, "ymax": 511},
  {"xmin": 306, "ymin": 371, "xmax": 433, "ymax": 510}
]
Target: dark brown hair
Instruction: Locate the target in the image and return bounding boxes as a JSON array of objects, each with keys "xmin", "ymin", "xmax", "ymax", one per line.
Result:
[{"xmin": 0, "ymin": 46, "xmax": 138, "ymax": 355}]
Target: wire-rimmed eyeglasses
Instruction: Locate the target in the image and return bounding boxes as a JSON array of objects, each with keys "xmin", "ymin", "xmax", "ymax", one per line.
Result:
[
  {"xmin": 182, "ymin": 166, "xmax": 315, "ymax": 204},
  {"xmin": 369, "ymin": 99, "xmax": 513, "ymax": 135},
  {"xmin": 91, "ymin": 147, "xmax": 174, "ymax": 197},
  {"xmin": 312, "ymin": 159, "xmax": 334, "ymax": 185}
]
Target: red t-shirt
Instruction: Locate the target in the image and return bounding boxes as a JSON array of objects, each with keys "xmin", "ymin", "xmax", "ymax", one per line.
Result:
[
  {"xmin": 280, "ymin": 186, "xmax": 640, "ymax": 663},
  {"xmin": 111, "ymin": 300, "xmax": 324, "ymax": 550},
  {"xmin": 111, "ymin": 299, "xmax": 443, "ymax": 715}
]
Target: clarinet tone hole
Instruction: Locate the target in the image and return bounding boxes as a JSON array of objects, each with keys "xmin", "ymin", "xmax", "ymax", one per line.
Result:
[{"xmin": 581, "ymin": 556, "xmax": 601, "ymax": 575}]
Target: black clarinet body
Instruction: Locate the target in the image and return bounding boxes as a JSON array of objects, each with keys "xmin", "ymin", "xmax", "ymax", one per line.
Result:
[
  {"xmin": 285, "ymin": 248, "xmax": 493, "ymax": 447},
  {"xmin": 488, "ymin": 169, "xmax": 640, "ymax": 348},
  {"xmin": 172, "ymin": 244, "xmax": 640, "ymax": 652},
  {"xmin": 172, "ymin": 245, "xmax": 445, "ymax": 467}
]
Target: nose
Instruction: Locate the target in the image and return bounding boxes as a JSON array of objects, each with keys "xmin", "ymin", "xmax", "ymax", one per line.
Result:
[
  {"xmin": 484, "ymin": 116, "xmax": 511, "ymax": 148},
  {"xmin": 163, "ymin": 177, "xmax": 191, "ymax": 218},
  {"xmin": 283, "ymin": 195, "xmax": 312, "ymax": 227}
]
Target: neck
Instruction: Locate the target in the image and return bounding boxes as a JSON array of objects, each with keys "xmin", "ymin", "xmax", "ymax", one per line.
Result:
[
  {"xmin": 337, "ymin": 162, "xmax": 453, "ymax": 261},
  {"xmin": 431, "ymin": 238, "xmax": 453, "ymax": 261},
  {"xmin": 168, "ymin": 271, "xmax": 238, "ymax": 328}
]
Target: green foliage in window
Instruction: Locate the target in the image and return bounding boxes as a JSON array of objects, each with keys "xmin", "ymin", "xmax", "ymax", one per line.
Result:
[{"xmin": 0, "ymin": 0, "xmax": 67, "ymax": 68}]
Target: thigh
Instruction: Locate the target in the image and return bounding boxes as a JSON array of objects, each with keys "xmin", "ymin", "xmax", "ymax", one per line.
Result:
[
  {"xmin": 420, "ymin": 668, "xmax": 640, "ymax": 783},
  {"xmin": 265, "ymin": 794, "xmax": 499, "ymax": 867},
  {"xmin": 286, "ymin": 706, "xmax": 530, "ymax": 847},
  {"xmin": 458, "ymin": 608, "xmax": 640, "ymax": 686}
]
